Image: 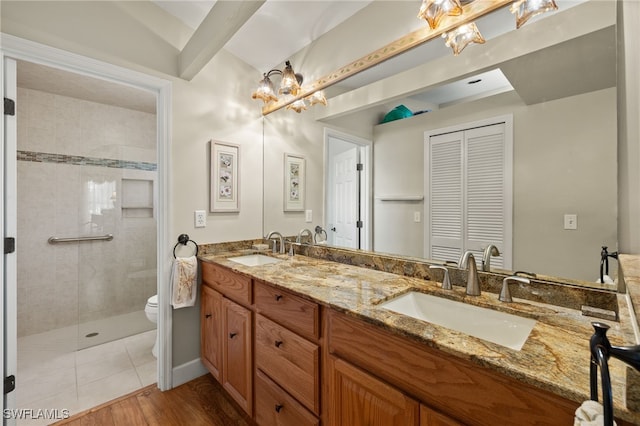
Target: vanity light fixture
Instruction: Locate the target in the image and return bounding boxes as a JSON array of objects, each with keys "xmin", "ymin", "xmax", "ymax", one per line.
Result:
[
  {"xmin": 251, "ymin": 60, "xmax": 327, "ymax": 113},
  {"xmin": 417, "ymin": 0, "xmax": 463, "ymax": 30},
  {"xmin": 442, "ymin": 22, "xmax": 485, "ymax": 55},
  {"xmin": 417, "ymin": 0, "xmax": 558, "ymax": 55},
  {"xmin": 510, "ymin": 0, "xmax": 558, "ymax": 29}
]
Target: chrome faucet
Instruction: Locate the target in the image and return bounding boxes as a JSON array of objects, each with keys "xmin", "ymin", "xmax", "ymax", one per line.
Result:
[
  {"xmin": 296, "ymin": 228, "xmax": 314, "ymax": 244},
  {"xmin": 458, "ymin": 251, "xmax": 480, "ymax": 296},
  {"xmin": 482, "ymin": 244, "xmax": 500, "ymax": 272},
  {"xmin": 265, "ymin": 231, "xmax": 285, "ymax": 254},
  {"xmin": 499, "ymin": 276, "xmax": 530, "ymax": 303}
]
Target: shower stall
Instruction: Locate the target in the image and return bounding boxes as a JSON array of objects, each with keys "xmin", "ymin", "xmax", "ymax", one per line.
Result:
[{"xmin": 15, "ymin": 60, "xmax": 158, "ymax": 350}]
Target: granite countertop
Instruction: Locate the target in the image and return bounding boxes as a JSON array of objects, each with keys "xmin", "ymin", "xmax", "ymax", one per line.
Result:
[{"xmin": 199, "ymin": 249, "xmax": 640, "ymax": 424}]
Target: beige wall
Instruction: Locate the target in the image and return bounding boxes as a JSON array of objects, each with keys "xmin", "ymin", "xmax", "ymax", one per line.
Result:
[
  {"xmin": 618, "ymin": 0, "xmax": 640, "ymax": 255},
  {"xmin": 373, "ymin": 88, "xmax": 617, "ymax": 282}
]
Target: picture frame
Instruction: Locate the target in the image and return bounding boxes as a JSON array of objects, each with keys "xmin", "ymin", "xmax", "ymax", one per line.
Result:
[
  {"xmin": 283, "ymin": 153, "xmax": 306, "ymax": 212},
  {"xmin": 210, "ymin": 141, "xmax": 240, "ymax": 212}
]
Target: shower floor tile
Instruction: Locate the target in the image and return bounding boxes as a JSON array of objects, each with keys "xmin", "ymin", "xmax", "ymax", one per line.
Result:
[{"xmin": 16, "ymin": 326, "xmax": 157, "ymax": 426}]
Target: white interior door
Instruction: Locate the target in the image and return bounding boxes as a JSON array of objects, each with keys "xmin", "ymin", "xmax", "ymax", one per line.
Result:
[
  {"xmin": 329, "ymin": 146, "xmax": 359, "ymax": 248},
  {"xmin": 2, "ymin": 56, "xmax": 18, "ymax": 422}
]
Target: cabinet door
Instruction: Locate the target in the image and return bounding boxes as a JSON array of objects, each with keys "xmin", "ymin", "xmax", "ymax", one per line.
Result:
[
  {"xmin": 329, "ymin": 356, "xmax": 419, "ymax": 426},
  {"xmin": 201, "ymin": 285, "xmax": 223, "ymax": 381},
  {"xmin": 420, "ymin": 404, "xmax": 463, "ymax": 426},
  {"xmin": 223, "ymin": 297, "xmax": 253, "ymax": 416}
]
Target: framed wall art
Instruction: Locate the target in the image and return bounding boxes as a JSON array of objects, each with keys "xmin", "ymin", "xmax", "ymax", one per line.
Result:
[
  {"xmin": 284, "ymin": 153, "xmax": 305, "ymax": 212},
  {"xmin": 210, "ymin": 141, "xmax": 239, "ymax": 212}
]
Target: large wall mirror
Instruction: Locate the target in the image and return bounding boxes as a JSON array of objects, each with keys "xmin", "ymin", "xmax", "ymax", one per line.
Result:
[{"xmin": 262, "ymin": 0, "xmax": 618, "ymax": 285}]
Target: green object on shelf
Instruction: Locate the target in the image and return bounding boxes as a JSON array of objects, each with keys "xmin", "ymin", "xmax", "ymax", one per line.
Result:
[{"xmin": 381, "ymin": 104, "xmax": 413, "ymax": 123}]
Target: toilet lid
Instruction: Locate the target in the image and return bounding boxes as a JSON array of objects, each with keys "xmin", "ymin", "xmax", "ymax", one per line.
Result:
[{"xmin": 147, "ymin": 295, "xmax": 158, "ymax": 306}]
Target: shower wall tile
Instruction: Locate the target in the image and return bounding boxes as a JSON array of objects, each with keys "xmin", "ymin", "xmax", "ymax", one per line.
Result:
[{"xmin": 17, "ymin": 87, "xmax": 157, "ymax": 337}]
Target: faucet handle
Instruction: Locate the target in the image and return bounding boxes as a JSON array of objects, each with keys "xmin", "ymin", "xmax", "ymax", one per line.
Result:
[
  {"xmin": 499, "ymin": 276, "xmax": 530, "ymax": 303},
  {"xmin": 429, "ymin": 265, "xmax": 452, "ymax": 290}
]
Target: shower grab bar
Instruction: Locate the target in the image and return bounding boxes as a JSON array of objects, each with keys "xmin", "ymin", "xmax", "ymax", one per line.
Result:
[{"xmin": 48, "ymin": 234, "xmax": 113, "ymax": 244}]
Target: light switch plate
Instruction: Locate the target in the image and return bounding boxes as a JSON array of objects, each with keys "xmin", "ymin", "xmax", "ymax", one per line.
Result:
[
  {"xmin": 414, "ymin": 211, "xmax": 421, "ymax": 222},
  {"xmin": 564, "ymin": 214, "xmax": 577, "ymax": 230},
  {"xmin": 305, "ymin": 210, "xmax": 313, "ymax": 223},
  {"xmin": 195, "ymin": 210, "xmax": 206, "ymax": 228}
]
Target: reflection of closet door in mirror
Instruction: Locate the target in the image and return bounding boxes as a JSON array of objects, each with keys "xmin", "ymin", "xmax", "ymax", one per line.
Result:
[{"xmin": 426, "ymin": 118, "xmax": 512, "ymax": 269}]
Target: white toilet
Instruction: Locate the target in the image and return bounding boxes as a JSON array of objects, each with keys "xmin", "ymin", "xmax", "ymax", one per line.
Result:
[{"xmin": 144, "ymin": 294, "xmax": 159, "ymax": 358}]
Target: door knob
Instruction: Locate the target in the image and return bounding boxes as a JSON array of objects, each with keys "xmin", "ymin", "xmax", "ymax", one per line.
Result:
[
  {"xmin": 229, "ymin": 332, "xmax": 237, "ymax": 339},
  {"xmin": 330, "ymin": 227, "xmax": 336, "ymax": 232},
  {"xmin": 205, "ymin": 314, "xmax": 212, "ymax": 318}
]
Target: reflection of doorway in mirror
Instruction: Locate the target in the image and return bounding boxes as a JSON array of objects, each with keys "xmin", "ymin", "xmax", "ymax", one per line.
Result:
[{"xmin": 325, "ymin": 131, "xmax": 372, "ymax": 250}]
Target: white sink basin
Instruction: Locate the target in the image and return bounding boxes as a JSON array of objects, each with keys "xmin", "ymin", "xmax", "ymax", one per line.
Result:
[
  {"xmin": 227, "ymin": 254, "xmax": 282, "ymax": 267},
  {"xmin": 379, "ymin": 292, "xmax": 536, "ymax": 351}
]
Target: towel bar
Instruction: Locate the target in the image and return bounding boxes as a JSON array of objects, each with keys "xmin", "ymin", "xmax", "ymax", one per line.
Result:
[
  {"xmin": 48, "ymin": 234, "xmax": 113, "ymax": 244},
  {"xmin": 173, "ymin": 233, "xmax": 198, "ymax": 258}
]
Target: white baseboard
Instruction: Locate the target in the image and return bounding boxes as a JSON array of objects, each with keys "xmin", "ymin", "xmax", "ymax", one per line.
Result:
[{"xmin": 172, "ymin": 358, "xmax": 208, "ymax": 388}]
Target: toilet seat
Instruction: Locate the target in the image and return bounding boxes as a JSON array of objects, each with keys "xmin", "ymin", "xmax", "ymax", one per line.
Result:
[{"xmin": 146, "ymin": 295, "xmax": 158, "ymax": 307}]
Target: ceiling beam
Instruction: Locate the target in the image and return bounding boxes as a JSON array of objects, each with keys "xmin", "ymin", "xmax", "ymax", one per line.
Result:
[{"xmin": 179, "ymin": 0, "xmax": 265, "ymax": 81}]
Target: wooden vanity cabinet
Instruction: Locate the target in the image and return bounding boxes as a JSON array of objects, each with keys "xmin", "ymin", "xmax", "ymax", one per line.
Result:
[
  {"xmin": 328, "ymin": 354, "xmax": 419, "ymax": 426},
  {"xmin": 200, "ymin": 262, "xmax": 253, "ymax": 417},
  {"xmin": 222, "ymin": 297, "xmax": 253, "ymax": 416},
  {"xmin": 200, "ymin": 284, "xmax": 223, "ymax": 381},
  {"xmin": 325, "ymin": 309, "xmax": 577, "ymax": 425},
  {"xmin": 254, "ymin": 280, "xmax": 321, "ymax": 425}
]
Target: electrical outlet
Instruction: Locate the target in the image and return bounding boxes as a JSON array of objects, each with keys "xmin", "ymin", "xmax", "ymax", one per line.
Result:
[
  {"xmin": 564, "ymin": 214, "xmax": 577, "ymax": 230},
  {"xmin": 305, "ymin": 210, "xmax": 313, "ymax": 223},
  {"xmin": 414, "ymin": 211, "xmax": 421, "ymax": 222},
  {"xmin": 195, "ymin": 210, "xmax": 206, "ymax": 228}
]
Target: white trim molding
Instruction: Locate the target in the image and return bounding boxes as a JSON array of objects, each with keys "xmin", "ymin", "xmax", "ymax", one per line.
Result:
[
  {"xmin": 0, "ymin": 33, "xmax": 174, "ymax": 390},
  {"xmin": 172, "ymin": 358, "xmax": 209, "ymax": 388}
]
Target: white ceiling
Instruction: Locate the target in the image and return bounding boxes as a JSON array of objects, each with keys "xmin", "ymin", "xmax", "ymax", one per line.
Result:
[{"xmin": 152, "ymin": 0, "xmax": 373, "ymax": 73}]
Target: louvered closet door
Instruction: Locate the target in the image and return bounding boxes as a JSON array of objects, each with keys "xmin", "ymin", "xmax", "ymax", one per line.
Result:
[
  {"xmin": 427, "ymin": 122, "xmax": 511, "ymax": 269},
  {"xmin": 464, "ymin": 124, "xmax": 506, "ymax": 269},
  {"xmin": 428, "ymin": 132, "xmax": 464, "ymax": 264}
]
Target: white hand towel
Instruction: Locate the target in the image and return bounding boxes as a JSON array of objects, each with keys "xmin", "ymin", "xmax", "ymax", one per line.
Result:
[
  {"xmin": 596, "ymin": 275, "xmax": 615, "ymax": 284},
  {"xmin": 574, "ymin": 400, "xmax": 617, "ymax": 426},
  {"xmin": 171, "ymin": 255, "xmax": 198, "ymax": 309}
]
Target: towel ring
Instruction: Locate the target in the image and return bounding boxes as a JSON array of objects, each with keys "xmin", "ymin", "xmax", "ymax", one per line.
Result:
[
  {"xmin": 314, "ymin": 225, "xmax": 328, "ymax": 244},
  {"xmin": 173, "ymin": 233, "xmax": 198, "ymax": 258}
]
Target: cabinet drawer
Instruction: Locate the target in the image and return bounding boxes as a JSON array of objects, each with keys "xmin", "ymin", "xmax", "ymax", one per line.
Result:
[
  {"xmin": 256, "ymin": 314, "xmax": 320, "ymax": 415},
  {"xmin": 256, "ymin": 369, "xmax": 319, "ymax": 426},
  {"xmin": 201, "ymin": 261, "xmax": 251, "ymax": 306},
  {"xmin": 254, "ymin": 280, "xmax": 319, "ymax": 340}
]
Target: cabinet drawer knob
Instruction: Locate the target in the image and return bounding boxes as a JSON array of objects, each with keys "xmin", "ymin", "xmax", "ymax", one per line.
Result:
[
  {"xmin": 275, "ymin": 404, "xmax": 283, "ymax": 413},
  {"xmin": 205, "ymin": 314, "xmax": 212, "ymax": 319},
  {"xmin": 229, "ymin": 332, "xmax": 237, "ymax": 339},
  {"xmin": 275, "ymin": 294, "xmax": 283, "ymax": 301},
  {"xmin": 275, "ymin": 340, "xmax": 283, "ymax": 348}
]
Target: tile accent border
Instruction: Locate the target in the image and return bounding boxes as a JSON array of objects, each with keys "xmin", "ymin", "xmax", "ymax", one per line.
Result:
[{"xmin": 17, "ymin": 150, "xmax": 157, "ymax": 171}]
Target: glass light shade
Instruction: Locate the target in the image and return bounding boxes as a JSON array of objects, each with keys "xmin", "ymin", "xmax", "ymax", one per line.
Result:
[
  {"xmin": 251, "ymin": 75, "xmax": 278, "ymax": 104},
  {"xmin": 510, "ymin": 0, "xmax": 558, "ymax": 29},
  {"xmin": 442, "ymin": 23, "xmax": 485, "ymax": 56},
  {"xmin": 307, "ymin": 90, "xmax": 327, "ymax": 106},
  {"xmin": 279, "ymin": 61, "xmax": 301, "ymax": 96},
  {"xmin": 286, "ymin": 99, "xmax": 307, "ymax": 113},
  {"xmin": 417, "ymin": 0, "xmax": 463, "ymax": 30}
]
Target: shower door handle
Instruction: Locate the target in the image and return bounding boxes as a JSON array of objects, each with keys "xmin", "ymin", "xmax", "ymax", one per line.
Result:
[{"xmin": 48, "ymin": 234, "xmax": 114, "ymax": 244}]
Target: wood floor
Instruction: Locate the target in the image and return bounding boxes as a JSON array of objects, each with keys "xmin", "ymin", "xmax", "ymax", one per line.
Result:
[{"xmin": 53, "ymin": 374, "xmax": 255, "ymax": 426}]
